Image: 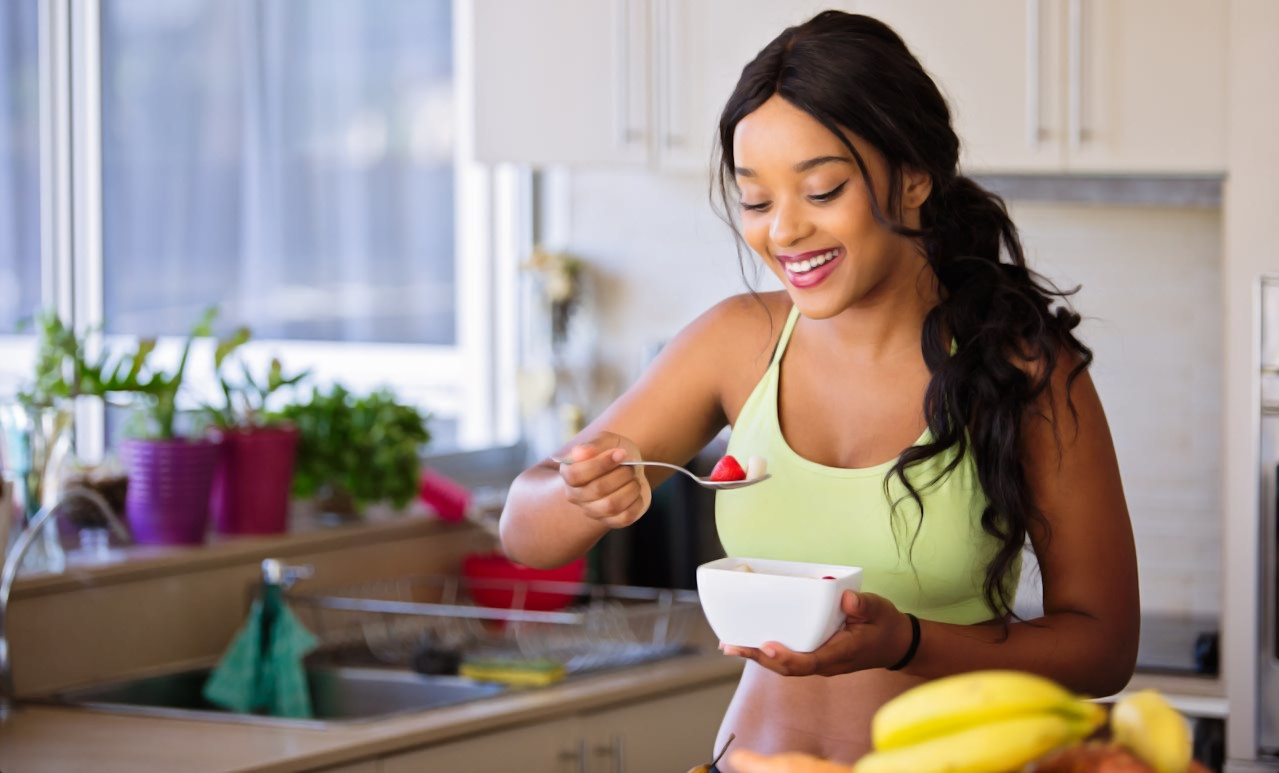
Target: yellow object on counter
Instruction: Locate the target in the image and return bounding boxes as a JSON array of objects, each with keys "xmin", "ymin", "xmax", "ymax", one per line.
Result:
[{"xmin": 459, "ymin": 657, "xmax": 566, "ymax": 687}]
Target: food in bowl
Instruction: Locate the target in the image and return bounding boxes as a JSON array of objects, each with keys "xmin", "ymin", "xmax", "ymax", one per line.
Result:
[{"xmin": 696, "ymin": 557, "xmax": 863, "ymax": 652}]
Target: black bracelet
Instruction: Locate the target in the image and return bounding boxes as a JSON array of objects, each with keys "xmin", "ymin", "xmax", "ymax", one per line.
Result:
[{"xmin": 886, "ymin": 613, "xmax": 920, "ymax": 671}]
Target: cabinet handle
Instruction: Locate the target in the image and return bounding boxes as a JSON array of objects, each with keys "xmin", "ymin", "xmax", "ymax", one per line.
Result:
[
  {"xmin": 593, "ymin": 734, "xmax": 626, "ymax": 773},
  {"xmin": 1025, "ymin": 0, "xmax": 1046, "ymax": 146},
  {"xmin": 1067, "ymin": 0, "xmax": 1088, "ymax": 147},
  {"xmin": 613, "ymin": 0, "xmax": 642, "ymax": 147},
  {"xmin": 560, "ymin": 738, "xmax": 588, "ymax": 773},
  {"xmin": 661, "ymin": 0, "xmax": 682, "ymax": 149}
]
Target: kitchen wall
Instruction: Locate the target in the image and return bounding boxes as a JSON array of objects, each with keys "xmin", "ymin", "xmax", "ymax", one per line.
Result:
[{"xmin": 555, "ymin": 168, "xmax": 1223, "ymax": 619}]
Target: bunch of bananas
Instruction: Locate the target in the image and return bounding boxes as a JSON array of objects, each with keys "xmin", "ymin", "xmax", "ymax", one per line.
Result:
[
  {"xmin": 1108, "ymin": 689, "xmax": 1194, "ymax": 773},
  {"xmin": 855, "ymin": 670, "xmax": 1108, "ymax": 773}
]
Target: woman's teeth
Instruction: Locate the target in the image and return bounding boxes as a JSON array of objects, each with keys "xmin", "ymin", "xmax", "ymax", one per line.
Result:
[{"xmin": 787, "ymin": 249, "xmax": 839, "ymax": 274}]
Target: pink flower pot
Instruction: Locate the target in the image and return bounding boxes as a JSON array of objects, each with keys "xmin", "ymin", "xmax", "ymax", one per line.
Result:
[{"xmin": 209, "ymin": 426, "xmax": 298, "ymax": 536}]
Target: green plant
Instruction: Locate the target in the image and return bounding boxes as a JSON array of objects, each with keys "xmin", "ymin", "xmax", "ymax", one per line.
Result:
[
  {"xmin": 17, "ymin": 311, "xmax": 92, "ymax": 408},
  {"xmin": 273, "ymin": 384, "xmax": 431, "ymax": 514},
  {"xmin": 99, "ymin": 307, "xmax": 221, "ymax": 440},
  {"xmin": 202, "ymin": 328, "xmax": 308, "ymax": 430},
  {"xmin": 14, "ymin": 307, "xmax": 221, "ymax": 439}
]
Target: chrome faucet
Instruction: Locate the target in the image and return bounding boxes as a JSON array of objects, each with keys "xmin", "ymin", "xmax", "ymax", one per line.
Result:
[{"xmin": 0, "ymin": 486, "xmax": 129, "ymax": 721}]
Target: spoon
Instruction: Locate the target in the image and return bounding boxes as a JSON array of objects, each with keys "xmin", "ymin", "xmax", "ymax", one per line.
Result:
[{"xmin": 550, "ymin": 456, "xmax": 770, "ymax": 490}]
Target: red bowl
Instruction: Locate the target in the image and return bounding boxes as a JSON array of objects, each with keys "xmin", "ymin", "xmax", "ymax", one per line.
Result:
[{"xmin": 461, "ymin": 552, "xmax": 586, "ymax": 611}]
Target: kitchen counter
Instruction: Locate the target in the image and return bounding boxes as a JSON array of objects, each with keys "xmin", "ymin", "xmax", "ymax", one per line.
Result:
[{"xmin": 0, "ymin": 652, "xmax": 745, "ymax": 773}]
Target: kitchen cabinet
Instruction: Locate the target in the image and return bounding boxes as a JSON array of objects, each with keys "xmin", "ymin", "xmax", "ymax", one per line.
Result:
[
  {"xmin": 469, "ymin": 0, "xmax": 818, "ymax": 171},
  {"xmin": 471, "ymin": 0, "xmax": 1226, "ymax": 175},
  {"xmin": 838, "ymin": 0, "xmax": 1227, "ymax": 174},
  {"xmin": 377, "ymin": 679, "xmax": 737, "ymax": 772},
  {"xmin": 379, "ymin": 716, "xmax": 579, "ymax": 773},
  {"xmin": 576, "ymin": 680, "xmax": 735, "ymax": 772},
  {"xmin": 319, "ymin": 762, "xmax": 378, "ymax": 773}
]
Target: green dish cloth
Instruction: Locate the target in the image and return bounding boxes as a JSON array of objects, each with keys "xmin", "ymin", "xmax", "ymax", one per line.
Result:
[{"xmin": 203, "ymin": 584, "xmax": 319, "ymax": 718}]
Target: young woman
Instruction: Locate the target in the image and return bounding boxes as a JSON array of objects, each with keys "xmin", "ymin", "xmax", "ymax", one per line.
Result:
[{"xmin": 500, "ymin": 10, "xmax": 1139, "ymax": 769}]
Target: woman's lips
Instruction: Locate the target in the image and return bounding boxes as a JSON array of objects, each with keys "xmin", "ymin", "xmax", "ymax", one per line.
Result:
[{"xmin": 779, "ymin": 248, "xmax": 842, "ymax": 288}]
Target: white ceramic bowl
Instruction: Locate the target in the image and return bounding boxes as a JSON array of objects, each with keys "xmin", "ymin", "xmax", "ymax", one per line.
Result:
[{"xmin": 696, "ymin": 557, "xmax": 863, "ymax": 652}]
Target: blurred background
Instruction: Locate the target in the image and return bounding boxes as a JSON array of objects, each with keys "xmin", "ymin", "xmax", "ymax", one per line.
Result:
[{"xmin": 0, "ymin": 2, "xmax": 1274, "ymax": 772}]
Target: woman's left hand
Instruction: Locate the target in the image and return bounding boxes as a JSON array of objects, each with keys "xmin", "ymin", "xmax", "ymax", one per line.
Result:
[{"xmin": 720, "ymin": 590, "xmax": 913, "ymax": 676}]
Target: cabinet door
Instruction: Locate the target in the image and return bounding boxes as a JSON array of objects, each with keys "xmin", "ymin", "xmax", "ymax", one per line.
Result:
[
  {"xmin": 470, "ymin": 0, "xmax": 650, "ymax": 165},
  {"xmin": 655, "ymin": 0, "xmax": 824, "ymax": 174},
  {"xmin": 379, "ymin": 716, "xmax": 581, "ymax": 773},
  {"xmin": 1064, "ymin": 0, "xmax": 1226, "ymax": 173},
  {"xmin": 318, "ymin": 762, "xmax": 377, "ymax": 773},
  {"xmin": 579, "ymin": 680, "xmax": 738, "ymax": 773},
  {"xmin": 842, "ymin": 0, "xmax": 1067, "ymax": 173}
]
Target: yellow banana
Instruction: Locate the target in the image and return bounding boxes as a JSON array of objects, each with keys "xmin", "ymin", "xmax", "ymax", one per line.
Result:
[
  {"xmin": 855, "ymin": 711, "xmax": 1090, "ymax": 773},
  {"xmin": 871, "ymin": 670, "xmax": 1089, "ymax": 750},
  {"xmin": 1110, "ymin": 690, "xmax": 1192, "ymax": 773}
]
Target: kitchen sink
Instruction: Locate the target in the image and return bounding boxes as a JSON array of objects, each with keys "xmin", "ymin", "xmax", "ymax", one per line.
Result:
[{"xmin": 41, "ymin": 666, "xmax": 508, "ymax": 728}]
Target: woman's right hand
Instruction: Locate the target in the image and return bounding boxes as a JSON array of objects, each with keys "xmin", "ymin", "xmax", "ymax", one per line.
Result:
[{"xmin": 557, "ymin": 432, "xmax": 652, "ymax": 530}]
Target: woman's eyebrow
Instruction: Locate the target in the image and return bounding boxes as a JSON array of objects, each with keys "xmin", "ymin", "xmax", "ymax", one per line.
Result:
[{"xmin": 735, "ymin": 155, "xmax": 852, "ymax": 178}]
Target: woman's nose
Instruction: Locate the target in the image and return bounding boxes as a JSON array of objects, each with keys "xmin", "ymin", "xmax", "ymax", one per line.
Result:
[{"xmin": 769, "ymin": 199, "xmax": 813, "ymax": 247}]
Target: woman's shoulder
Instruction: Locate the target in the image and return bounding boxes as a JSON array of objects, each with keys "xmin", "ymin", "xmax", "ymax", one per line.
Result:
[{"xmin": 687, "ymin": 290, "xmax": 792, "ymax": 363}]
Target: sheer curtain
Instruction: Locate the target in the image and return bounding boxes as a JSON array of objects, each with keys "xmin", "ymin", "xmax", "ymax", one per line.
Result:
[
  {"xmin": 0, "ymin": 0, "xmax": 41, "ymax": 336},
  {"xmin": 101, "ymin": 0, "xmax": 456, "ymax": 344}
]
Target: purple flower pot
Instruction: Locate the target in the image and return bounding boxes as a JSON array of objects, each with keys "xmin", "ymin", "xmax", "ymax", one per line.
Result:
[
  {"xmin": 122, "ymin": 437, "xmax": 221, "ymax": 546},
  {"xmin": 209, "ymin": 426, "xmax": 298, "ymax": 536}
]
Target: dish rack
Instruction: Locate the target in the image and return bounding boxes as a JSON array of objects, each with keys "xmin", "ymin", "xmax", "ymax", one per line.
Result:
[{"xmin": 285, "ymin": 575, "xmax": 702, "ymax": 675}]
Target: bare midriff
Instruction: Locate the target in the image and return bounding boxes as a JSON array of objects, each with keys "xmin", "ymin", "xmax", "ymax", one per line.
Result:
[{"xmin": 712, "ymin": 661, "xmax": 928, "ymax": 771}]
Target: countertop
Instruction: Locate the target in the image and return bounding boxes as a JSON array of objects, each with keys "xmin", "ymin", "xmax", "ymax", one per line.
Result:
[{"xmin": 0, "ymin": 652, "xmax": 745, "ymax": 773}]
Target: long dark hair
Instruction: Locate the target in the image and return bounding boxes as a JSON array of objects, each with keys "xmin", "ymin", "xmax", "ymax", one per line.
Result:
[{"xmin": 714, "ymin": 10, "xmax": 1092, "ymax": 620}]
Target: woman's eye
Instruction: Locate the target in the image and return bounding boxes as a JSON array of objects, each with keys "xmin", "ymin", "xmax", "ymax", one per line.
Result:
[
  {"xmin": 809, "ymin": 181, "xmax": 848, "ymax": 202},
  {"xmin": 740, "ymin": 200, "xmax": 771, "ymax": 212}
]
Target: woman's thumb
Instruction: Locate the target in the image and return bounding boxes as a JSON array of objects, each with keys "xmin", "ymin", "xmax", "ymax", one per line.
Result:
[{"xmin": 842, "ymin": 590, "xmax": 880, "ymax": 621}]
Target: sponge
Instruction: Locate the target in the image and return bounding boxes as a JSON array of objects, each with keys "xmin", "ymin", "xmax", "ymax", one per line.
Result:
[{"xmin": 459, "ymin": 657, "xmax": 566, "ymax": 687}]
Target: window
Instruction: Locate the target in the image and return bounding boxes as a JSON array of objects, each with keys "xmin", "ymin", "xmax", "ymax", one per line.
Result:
[
  {"xmin": 0, "ymin": 0, "xmax": 520, "ymax": 456},
  {"xmin": 0, "ymin": 1, "xmax": 41, "ymax": 338}
]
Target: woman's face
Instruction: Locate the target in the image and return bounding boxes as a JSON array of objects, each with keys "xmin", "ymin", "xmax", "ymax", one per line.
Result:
[{"xmin": 732, "ymin": 95, "xmax": 929, "ymax": 320}]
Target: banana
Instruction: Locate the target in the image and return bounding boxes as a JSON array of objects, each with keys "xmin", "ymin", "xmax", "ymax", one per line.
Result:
[
  {"xmin": 871, "ymin": 670, "xmax": 1092, "ymax": 750},
  {"xmin": 855, "ymin": 711, "xmax": 1093, "ymax": 773},
  {"xmin": 1110, "ymin": 690, "xmax": 1192, "ymax": 773}
]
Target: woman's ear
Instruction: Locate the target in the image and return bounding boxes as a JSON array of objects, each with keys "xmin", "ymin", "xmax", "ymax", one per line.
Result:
[{"xmin": 903, "ymin": 167, "xmax": 933, "ymax": 210}]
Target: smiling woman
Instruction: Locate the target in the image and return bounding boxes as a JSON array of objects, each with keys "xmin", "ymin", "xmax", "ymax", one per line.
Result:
[{"xmin": 500, "ymin": 9, "xmax": 1138, "ymax": 770}]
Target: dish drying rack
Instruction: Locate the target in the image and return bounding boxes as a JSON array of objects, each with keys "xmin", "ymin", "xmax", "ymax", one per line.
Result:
[{"xmin": 285, "ymin": 575, "xmax": 702, "ymax": 675}]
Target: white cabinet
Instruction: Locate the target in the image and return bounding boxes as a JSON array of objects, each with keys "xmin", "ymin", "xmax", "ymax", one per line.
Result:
[
  {"xmin": 577, "ymin": 680, "xmax": 735, "ymax": 772},
  {"xmin": 469, "ymin": 0, "xmax": 816, "ymax": 171},
  {"xmin": 650, "ymin": 1, "xmax": 820, "ymax": 172},
  {"xmin": 377, "ymin": 680, "xmax": 738, "ymax": 773},
  {"xmin": 318, "ymin": 762, "xmax": 378, "ymax": 773},
  {"xmin": 379, "ymin": 716, "xmax": 580, "ymax": 773},
  {"xmin": 841, "ymin": 0, "xmax": 1226, "ymax": 174}
]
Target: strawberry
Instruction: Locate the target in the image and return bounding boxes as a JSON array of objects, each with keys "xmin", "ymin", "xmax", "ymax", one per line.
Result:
[{"xmin": 709, "ymin": 455, "xmax": 747, "ymax": 482}]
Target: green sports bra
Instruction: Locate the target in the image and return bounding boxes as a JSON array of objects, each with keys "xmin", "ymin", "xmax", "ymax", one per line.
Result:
[{"xmin": 715, "ymin": 305, "xmax": 1015, "ymax": 625}]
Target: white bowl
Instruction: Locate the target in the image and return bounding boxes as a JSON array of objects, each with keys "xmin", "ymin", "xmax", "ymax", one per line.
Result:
[{"xmin": 696, "ymin": 557, "xmax": 863, "ymax": 652}]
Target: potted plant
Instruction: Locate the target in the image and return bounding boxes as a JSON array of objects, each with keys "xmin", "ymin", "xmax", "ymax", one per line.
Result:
[
  {"xmin": 98, "ymin": 308, "xmax": 224, "ymax": 545},
  {"xmin": 203, "ymin": 336, "xmax": 308, "ymax": 536},
  {"xmin": 273, "ymin": 384, "xmax": 430, "ymax": 521},
  {"xmin": 2, "ymin": 311, "xmax": 81, "ymax": 572}
]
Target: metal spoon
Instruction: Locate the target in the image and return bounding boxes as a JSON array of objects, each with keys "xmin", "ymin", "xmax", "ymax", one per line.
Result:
[{"xmin": 550, "ymin": 456, "xmax": 770, "ymax": 491}]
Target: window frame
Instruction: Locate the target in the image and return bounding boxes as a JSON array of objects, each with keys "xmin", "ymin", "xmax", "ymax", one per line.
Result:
[{"xmin": 0, "ymin": 0, "xmax": 519, "ymax": 461}]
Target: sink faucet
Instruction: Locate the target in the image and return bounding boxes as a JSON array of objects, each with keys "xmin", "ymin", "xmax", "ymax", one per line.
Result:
[{"xmin": 0, "ymin": 485, "xmax": 128, "ymax": 721}]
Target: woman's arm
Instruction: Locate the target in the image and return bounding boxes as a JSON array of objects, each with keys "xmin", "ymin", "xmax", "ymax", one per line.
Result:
[
  {"xmin": 900, "ymin": 361, "xmax": 1140, "ymax": 696},
  {"xmin": 499, "ymin": 295, "xmax": 776, "ymax": 569},
  {"xmin": 727, "ymin": 358, "xmax": 1140, "ymax": 699}
]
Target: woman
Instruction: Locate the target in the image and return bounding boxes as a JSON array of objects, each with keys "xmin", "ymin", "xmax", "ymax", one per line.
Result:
[{"xmin": 499, "ymin": 10, "xmax": 1139, "ymax": 770}]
